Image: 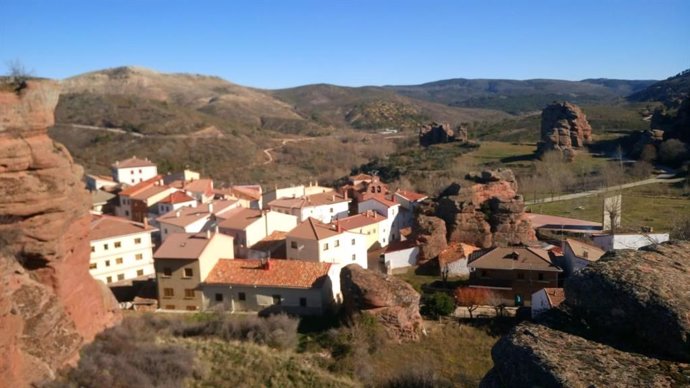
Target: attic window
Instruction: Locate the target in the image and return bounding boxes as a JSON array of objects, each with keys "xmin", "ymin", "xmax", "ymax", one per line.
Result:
[{"xmin": 583, "ymin": 251, "xmax": 589, "ymax": 258}]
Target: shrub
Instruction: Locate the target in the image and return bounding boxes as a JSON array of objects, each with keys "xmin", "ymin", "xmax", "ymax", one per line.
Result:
[
  {"xmin": 383, "ymin": 369, "xmax": 454, "ymax": 388},
  {"xmin": 422, "ymin": 292, "xmax": 456, "ymax": 318},
  {"xmin": 659, "ymin": 139, "xmax": 688, "ymax": 166}
]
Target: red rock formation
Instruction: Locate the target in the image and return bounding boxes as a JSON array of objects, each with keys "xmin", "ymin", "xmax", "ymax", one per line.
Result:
[
  {"xmin": 0, "ymin": 80, "xmax": 120, "ymax": 386},
  {"xmin": 412, "ymin": 214, "xmax": 448, "ymax": 263},
  {"xmin": 419, "ymin": 121, "xmax": 456, "ymax": 147},
  {"xmin": 537, "ymin": 101, "xmax": 593, "ymax": 160}
]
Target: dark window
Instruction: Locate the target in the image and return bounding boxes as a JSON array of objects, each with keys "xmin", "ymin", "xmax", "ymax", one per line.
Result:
[
  {"xmin": 106, "ymin": 276, "xmax": 112, "ymax": 283},
  {"xmin": 186, "ymin": 306, "xmax": 197, "ymax": 311},
  {"xmin": 238, "ymin": 292, "xmax": 246, "ymax": 301},
  {"xmin": 103, "ymin": 244, "xmax": 109, "ymax": 250},
  {"xmin": 105, "ymin": 260, "xmax": 111, "ymax": 267},
  {"xmin": 117, "ymin": 273, "xmax": 124, "ymax": 281},
  {"xmin": 165, "ymin": 305, "xmax": 175, "ymax": 310},
  {"xmin": 215, "ymin": 293, "xmax": 223, "ymax": 302},
  {"xmin": 114, "ymin": 241, "xmax": 121, "ymax": 248},
  {"xmin": 184, "ymin": 289, "xmax": 195, "ymax": 298},
  {"xmin": 90, "ymin": 245, "xmax": 95, "ymax": 253},
  {"xmin": 134, "ymin": 238, "xmax": 142, "ymax": 244},
  {"xmin": 299, "ymin": 297, "xmax": 307, "ymax": 307},
  {"xmin": 184, "ymin": 268, "xmax": 193, "ymax": 278},
  {"xmin": 291, "ymin": 241, "xmax": 298, "ymax": 249},
  {"xmin": 163, "ymin": 288, "xmax": 174, "ymax": 297},
  {"xmin": 517, "ymin": 272, "xmax": 525, "ymax": 280},
  {"xmin": 163, "ymin": 267, "xmax": 172, "ymax": 277},
  {"xmin": 481, "ymin": 270, "xmax": 488, "ymax": 278},
  {"xmin": 538, "ymin": 273, "xmax": 545, "ymax": 281},
  {"xmin": 272, "ymin": 295, "xmax": 282, "ymax": 305},
  {"xmin": 136, "ymin": 269, "xmax": 144, "ymax": 276}
]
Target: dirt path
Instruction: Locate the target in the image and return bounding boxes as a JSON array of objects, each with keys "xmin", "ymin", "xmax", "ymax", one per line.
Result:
[{"xmin": 57, "ymin": 123, "xmax": 225, "ymax": 139}]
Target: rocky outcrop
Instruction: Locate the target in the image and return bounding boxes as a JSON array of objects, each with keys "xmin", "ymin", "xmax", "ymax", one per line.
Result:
[
  {"xmin": 419, "ymin": 121, "xmax": 455, "ymax": 146},
  {"xmin": 0, "ymin": 80, "xmax": 120, "ymax": 386},
  {"xmin": 417, "ymin": 169, "xmax": 535, "ymax": 249},
  {"xmin": 482, "ymin": 241, "xmax": 690, "ymax": 387},
  {"xmin": 340, "ymin": 264, "xmax": 423, "ymax": 342},
  {"xmin": 537, "ymin": 102, "xmax": 593, "ymax": 160},
  {"xmin": 412, "ymin": 214, "xmax": 447, "ymax": 262}
]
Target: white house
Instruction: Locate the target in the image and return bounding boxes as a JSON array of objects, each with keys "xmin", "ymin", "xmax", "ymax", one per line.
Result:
[
  {"xmin": 335, "ymin": 211, "xmax": 389, "ymax": 250},
  {"xmin": 269, "ymin": 191, "xmax": 350, "ymax": 223},
  {"xmin": 201, "ymin": 259, "xmax": 340, "ymax": 315},
  {"xmin": 357, "ymin": 195, "xmax": 402, "ymax": 243},
  {"xmin": 168, "ymin": 178, "xmax": 215, "ymax": 204},
  {"xmin": 86, "ymin": 174, "xmax": 119, "ymax": 191},
  {"xmin": 591, "ymin": 233, "xmax": 670, "ymax": 252},
  {"xmin": 286, "ymin": 217, "xmax": 368, "ymax": 269},
  {"xmin": 111, "ymin": 156, "xmax": 158, "ymax": 185},
  {"xmin": 215, "ymin": 185, "xmax": 263, "ymax": 209},
  {"xmin": 157, "ymin": 200, "xmax": 240, "ymax": 241},
  {"xmin": 115, "ymin": 175, "xmax": 172, "ymax": 221},
  {"xmin": 562, "ymin": 238, "xmax": 606, "ymax": 275},
  {"xmin": 89, "ymin": 214, "xmax": 158, "ymax": 284},
  {"xmin": 262, "ymin": 182, "xmax": 333, "ymax": 205},
  {"xmin": 156, "ymin": 191, "xmax": 198, "ymax": 215},
  {"xmin": 394, "ymin": 190, "xmax": 428, "ymax": 229},
  {"xmin": 381, "ymin": 240, "xmax": 419, "ymax": 274},
  {"xmin": 217, "ymin": 208, "xmax": 298, "ymax": 257},
  {"xmin": 531, "ymin": 288, "xmax": 565, "ymax": 319}
]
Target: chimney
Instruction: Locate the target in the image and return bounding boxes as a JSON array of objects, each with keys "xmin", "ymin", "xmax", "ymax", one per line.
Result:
[
  {"xmin": 208, "ymin": 203, "xmax": 214, "ymax": 213},
  {"xmin": 175, "ymin": 210, "xmax": 181, "ymax": 218},
  {"xmin": 206, "ymin": 229, "xmax": 211, "ymax": 239},
  {"xmin": 143, "ymin": 218, "xmax": 149, "ymax": 229},
  {"xmin": 335, "ymin": 220, "xmax": 342, "ymax": 233},
  {"xmin": 214, "ymin": 225, "xmax": 219, "ymax": 234},
  {"xmin": 344, "ymin": 191, "xmax": 348, "ymax": 200},
  {"xmin": 331, "ymin": 194, "xmax": 335, "ymax": 202}
]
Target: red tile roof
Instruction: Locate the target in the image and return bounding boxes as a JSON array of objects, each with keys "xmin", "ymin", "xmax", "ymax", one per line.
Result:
[
  {"xmin": 119, "ymin": 175, "xmax": 164, "ymax": 196},
  {"xmin": 543, "ymin": 288, "xmax": 565, "ymax": 308},
  {"xmin": 169, "ymin": 179, "xmax": 214, "ymax": 196},
  {"xmin": 334, "ymin": 211, "xmax": 387, "ymax": 231},
  {"xmin": 205, "ymin": 259, "xmax": 331, "ymax": 289},
  {"xmin": 269, "ymin": 191, "xmax": 349, "ymax": 209},
  {"xmin": 360, "ymin": 193, "xmax": 399, "ymax": 208},
  {"xmin": 90, "ymin": 214, "xmax": 156, "ymax": 241},
  {"xmin": 159, "ymin": 191, "xmax": 197, "ymax": 204},
  {"xmin": 112, "ymin": 156, "xmax": 157, "ymax": 169},
  {"xmin": 287, "ymin": 217, "xmax": 342, "ymax": 241},
  {"xmin": 395, "ymin": 190, "xmax": 428, "ymax": 202}
]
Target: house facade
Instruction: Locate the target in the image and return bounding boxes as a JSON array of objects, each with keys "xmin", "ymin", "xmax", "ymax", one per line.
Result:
[
  {"xmin": 153, "ymin": 231, "xmax": 234, "ymax": 311},
  {"xmin": 269, "ymin": 191, "xmax": 350, "ymax": 223},
  {"xmin": 111, "ymin": 156, "xmax": 158, "ymax": 185},
  {"xmin": 562, "ymin": 238, "xmax": 606, "ymax": 275},
  {"xmin": 357, "ymin": 195, "xmax": 402, "ymax": 244},
  {"xmin": 531, "ymin": 288, "xmax": 565, "ymax": 319},
  {"xmin": 217, "ymin": 208, "xmax": 298, "ymax": 257},
  {"xmin": 286, "ymin": 218, "xmax": 368, "ymax": 269},
  {"xmin": 89, "ymin": 214, "xmax": 158, "ymax": 284},
  {"xmin": 156, "ymin": 191, "xmax": 198, "ymax": 215},
  {"xmin": 157, "ymin": 200, "xmax": 240, "ymax": 241},
  {"xmin": 335, "ymin": 210, "xmax": 388, "ymax": 250},
  {"xmin": 394, "ymin": 190, "xmax": 428, "ymax": 229}
]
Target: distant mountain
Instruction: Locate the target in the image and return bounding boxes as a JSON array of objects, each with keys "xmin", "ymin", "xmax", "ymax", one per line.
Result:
[
  {"xmin": 384, "ymin": 78, "xmax": 656, "ymax": 114},
  {"xmin": 627, "ymin": 69, "xmax": 690, "ymax": 104}
]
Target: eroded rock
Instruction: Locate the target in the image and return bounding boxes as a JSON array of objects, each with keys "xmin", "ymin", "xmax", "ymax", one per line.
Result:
[{"xmin": 537, "ymin": 101, "xmax": 593, "ymax": 160}]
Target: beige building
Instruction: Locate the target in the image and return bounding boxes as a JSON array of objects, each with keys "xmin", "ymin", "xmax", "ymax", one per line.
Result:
[
  {"xmin": 357, "ymin": 195, "xmax": 402, "ymax": 244},
  {"xmin": 286, "ymin": 218, "xmax": 368, "ymax": 269},
  {"xmin": 153, "ymin": 231, "xmax": 234, "ymax": 311},
  {"xmin": 89, "ymin": 214, "xmax": 158, "ymax": 284},
  {"xmin": 269, "ymin": 191, "xmax": 350, "ymax": 223},
  {"xmin": 202, "ymin": 259, "xmax": 340, "ymax": 315},
  {"xmin": 262, "ymin": 183, "xmax": 333, "ymax": 205},
  {"xmin": 217, "ymin": 208, "xmax": 298, "ymax": 257},
  {"xmin": 156, "ymin": 200, "xmax": 240, "ymax": 241},
  {"xmin": 335, "ymin": 210, "xmax": 388, "ymax": 250}
]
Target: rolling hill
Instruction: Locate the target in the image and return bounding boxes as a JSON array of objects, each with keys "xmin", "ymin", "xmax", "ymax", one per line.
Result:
[{"xmin": 627, "ymin": 69, "xmax": 690, "ymax": 104}]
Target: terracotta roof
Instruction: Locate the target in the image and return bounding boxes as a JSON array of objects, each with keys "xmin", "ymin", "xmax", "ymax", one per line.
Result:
[
  {"xmin": 169, "ymin": 179, "xmax": 214, "ymax": 196},
  {"xmin": 565, "ymin": 239, "xmax": 605, "ymax": 262},
  {"xmin": 157, "ymin": 200, "xmax": 238, "ymax": 228},
  {"xmin": 159, "ymin": 191, "xmax": 197, "ymax": 204},
  {"xmin": 543, "ymin": 288, "xmax": 566, "ymax": 308},
  {"xmin": 395, "ymin": 190, "xmax": 428, "ymax": 202},
  {"xmin": 154, "ymin": 232, "xmax": 231, "ymax": 260},
  {"xmin": 229, "ymin": 185, "xmax": 262, "ymax": 201},
  {"xmin": 468, "ymin": 247, "xmax": 562, "ymax": 272},
  {"xmin": 119, "ymin": 175, "xmax": 164, "ymax": 196},
  {"xmin": 360, "ymin": 193, "xmax": 399, "ymax": 208},
  {"xmin": 130, "ymin": 185, "xmax": 172, "ymax": 201},
  {"xmin": 112, "ymin": 156, "xmax": 156, "ymax": 169},
  {"xmin": 90, "ymin": 214, "xmax": 156, "ymax": 241},
  {"xmin": 217, "ymin": 208, "xmax": 263, "ymax": 230},
  {"xmin": 269, "ymin": 191, "xmax": 349, "ymax": 209},
  {"xmin": 287, "ymin": 217, "xmax": 341, "ymax": 241},
  {"xmin": 461, "ymin": 243, "xmax": 480, "ymax": 257},
  {"xmin": 334, "ymin": 211, "xmax": 387, "ymax": 231},
  {"xmin": 205, "ymin": 259, "xmax": 331, "ymax": 289},
  {"xmin": 250, "ymin": 231, "xmax": 288, "ymax": 257}
]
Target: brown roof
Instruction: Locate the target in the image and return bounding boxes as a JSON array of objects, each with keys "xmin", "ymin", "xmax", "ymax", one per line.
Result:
[
  {"xmin": 119, "ymin": 175, "xmax": 164, "ymax": 196},
  {"xmin": 468, "ymin": 247, "xmax": 562, "ymax": 272},
  {"xmin": 159, "ymin": 191, "xmax": 197, "ymax": 204},
  {"xmin": 130, "ymin": 185, "xmax": 172, "ymax": 201},
  {"xmin": 205, "ymin": 259, "xmax": 331, "ymax": 289},
  {"xmin": 335, "ymin": 211, "xmax": 387, "ymax": 231},
  {"xmin": 543, "ymin": 288, "xmax": 566, "ymax": 308},
  {"xmin": 157, "ymin": 200, "xmax": 238, "ymax": 228},
  {"xmin": 565, "ymin": 239, "xmax": 605, "ymax": 262},
  {"xmin": 360, "ymin": 193, "xmax": 398, "ymax": 208},
  {"xmin": 112, "ymin": 156, "xmax": 156, "ymax": 169},
  {"xmin": 169, "ymin": 179, "xmax": 214, "ymax": 196},
  {"xmin": 249, "ymin": 231, "xmax": 288, "ymax": 258},
  {"xmin": 91, "ymin": 189, "xmax": 116, "ymax": 205},
  {"xmin": 217, "ymin": 208, "xmax": 263, "ymax": 230},
  {"xmin": 395, "ymin": 190, "xmax": 428, "ymax": 202},
  {"xmin": 154, "ymin": 232, "xmax": 230, "ymax": 260},
  {"xmin": 527, "ymin": 213, "xmax": 602, "ymax": 232},
  {"xmin": 349, "ymin": 173, "xmax": 374, "ymax": 182},
  {"xmin": 287, "ymin": 217, "xmax": 341, "ymax": 241},
  {"xmin": 90, "ymin": 214, "xmax": 156, "ymax": 241},
  {"xmin": 269, "ymin": 191, "xmax": 349, "ymax": 210}
]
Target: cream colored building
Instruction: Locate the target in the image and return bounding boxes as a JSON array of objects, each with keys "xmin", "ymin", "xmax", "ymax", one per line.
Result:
[
  {"xmin": 357, "ymin": 195, "xmax": 402, "ymax": 244},
  {"xmin": 269, "ymin": 191, "xmax": 350, "ymax": 223},
  {"xmin": 262, "ymin": 182, "xmax": 333, "ymax": 205},
  {"xmin": 335, "ymin": 210, "xmax": 389, "ymax": 250},
  {"xmin": 89, "ymin": 214, "xmax": 158, "ymax": 284},
  {"xmin": 217, "ymin": 208, "xmax": 298, "ymax": 257},
  {"xmin": 157, "ymin": 200, "xmax": 240, "ymax": 241},
  {"xmin": 286, "ymin": 218, "xmax": 368, "ymax": 269},
  {"xmin": 154, "ymin": 231, "xmax": 234, "ymax": 311},
  {"xmin": 111, "ymin": 156, "xmax": 158, "ymax": 185}
]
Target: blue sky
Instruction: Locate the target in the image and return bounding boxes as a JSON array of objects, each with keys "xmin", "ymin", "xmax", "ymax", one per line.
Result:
[{"xmin": 1, "ymin": 0, "xmax": 688, "ymax": 88}]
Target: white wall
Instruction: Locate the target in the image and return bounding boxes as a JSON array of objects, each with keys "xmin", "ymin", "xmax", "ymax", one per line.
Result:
[
  {"xmin": 89, "ymin": 231, "xmax": 155, "ymax": 284},
  {"xmin": 357, "ymin": 200, "xmax": 401, "ymax": 243},
  {"xmin": 287, "ymin": 231, "xmax": 367, "ymax": 269},
  {"xmin": 384, "ymin": 246, "xmax": 419, "ymax": 272},
  {"xmin": 156, "ymin": 199, "xmax": 198, "ymax": 216},
  {"xmin": 592, "ymin": 233, "xmax": 670, "ymax": 251},
  {"xmin": 113, "ymin": 165, "xmax": 158, "ymax": 184},
  {"xmin": 301, "ymin": 202, "xmax": 350, "ymax": 223}
]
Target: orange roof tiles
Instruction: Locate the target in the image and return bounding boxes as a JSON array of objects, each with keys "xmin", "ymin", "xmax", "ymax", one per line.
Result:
[
  {"xmin": 90, "ymin": 214, "xmax": 156, "ymax": 241},
  {"xmin": 565, "ymin": 239, "xmax": 605, "ymax": 262},
  {"xmin": 169, "ymin": 179, "xmax": 214, "ymax": 196},
  {"xmin": 396, "ymin": 190, "xmax": 428, "ymax": 202},
  {"xmin": 217, "ymin": 208, "xmax": 263, "ymax": 230},
  {"xmin": 287, "ymin": 218, "xmax": 341, "ymax": 241},
  {"xmin": 269, "ymin": 191, "xmax": 349, "ymax": 209},
  {"xmin": 119, "ymin": 175, "xmax": 164, "ymax": 196},
  {"xmin": 334, "ymin": 211, "xmax": 387, "ymax": 231},
  {"xmin": 543, "ymin": 288, "xmax": 565, "ymax": 308},
  {"xmin": 205, "ymin": 259, "xmax": 331, "ymax": 289},
  {"xmin": 159, "ymin": 191, "xmax": 197, "ymax": 204}
]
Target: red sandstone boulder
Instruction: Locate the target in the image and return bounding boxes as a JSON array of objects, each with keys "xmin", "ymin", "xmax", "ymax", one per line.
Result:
[
  {"xmin": 0, "ymin": 80, "xmax": 120, "ymax": 387},
  {"xmin": 537, "ymin": 101, "xmax": 593, "ymax": 160},
  {"xmin": 412, "ymin": 214, "xmax": 448, "ymax": 262}
]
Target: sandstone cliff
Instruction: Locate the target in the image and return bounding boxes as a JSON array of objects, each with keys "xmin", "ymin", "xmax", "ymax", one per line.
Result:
[
  {"xmin": 481, "ymin": 241, "xmax": 690, "ymax": 387},
  {"xmin": 537, "ymin": 101, "xmax": 593, "ymax": 160},
  {"xmin": 414, "ymin": 169, "xmax": 535, "ymax": 251},
  {"xmin": 340, "ymin": 264, "xmax": 424, "ymax": 342},
  {"xmin": 0, "ymin": 80, "xmax": 120, "ymax": 386}
]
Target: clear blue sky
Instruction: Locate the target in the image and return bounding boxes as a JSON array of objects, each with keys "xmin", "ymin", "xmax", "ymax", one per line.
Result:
[{"xmin": 1, "ymin": 0, "xmax": 688, "ymax": 88}]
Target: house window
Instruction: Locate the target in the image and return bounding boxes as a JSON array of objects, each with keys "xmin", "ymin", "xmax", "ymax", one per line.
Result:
[
  {"xmin": 163, "ymin": 288, "xmax": 174, "ymax": 297},
  {"xmin": 105, "ymin": 260, "xmax": 111, "ymax": 267},
  {"xmin": 163, "ymin": 267, "xmax": 172, "ymax": 277},
  {"xmin": 299, "ymin": 297, "xmax": 307, "ymax": 307},
  {"xmin": 114, "ymin": 241, "xmax": 121, "ymax": 248},
  {"xmin": 138, "ymin": 169, "xmax": 142, "ymax": 173},
  {"xmin": 183, "ymin": 268, "xmax": 193, "ymax": 278},
  {"xmin": 165, "ymin": 305, "xmax": 175, "ymax": 310},
  {"xmin": 106, "ymin": 276, "xmax": 112, "ymax": 283},
  {"xmin": 238, "ymin": 292, "xmax": 246, "ymax": 301},
  {"xmin": 103, "ymin": 244, "xmax": 109, "ymax": 250},
  {"xmin": 481, "ymin": 270, "xmax": 488, "ymax": 278},
  {"xmin": 125, "ymin": 210, "xmax": 130, "ymax": 216},
  {"xmin": 89, "ymin": 262, "xmax": 97, "ymax": 270},
  {"xmin": 291, "ymin": 241, "xmax": 298, "ymax": 249},
  {"xmin": 323, "ymin": 243, "xmax": 329, "ymax": 251},
  {"xmin": 351, "ymin": 238, "xmax": 355, "ymax": 245},
  {"xmin": 272, "ymin": 295, "xmax": 282, "ymax": 305},
  {"xmin": 136, "ymin": 269, "xmax": 144, "ymax": 276},
  {"xmin": 117, "ymin": 274, "xmax": 124, "ymax": 281},
  {"xmin": 352, "ymin": 254, "xmax": 356, "ymax": 261},
  {"xmin": 330, "ymin": 207, "xmax": 334, "ymax": 213},
  {"xmin": 583, "ymin": 251, "xmax": 589, "ymax": 259},
  {"xmin": 131, "ymin": 170, "xmax": 134, "ymax": 175},
  {"xmin": 186, "ymin": 306, "xmax": 197, "ymax": 311},
  {"xmin": 215, "ymin": 293, "xmax": 223, "ymax": 302},
  {"xmin": 90, "ymin": 245, "xmax": 95, "ymax": 253},
  {"xmin": 115, "ymin": 257, "xmax": 123, "ymax": 265},
  {"xmin": 517, "ymin": 272, "xmax": 525, "ymax": 280},
  {"xmin": 134, "ymin": 238, "xmax": 142, "ymax": 244},
  {"xmin": 135, "ymin": 253, "xmax": 143, "ymax": 260},
  {"xmin": 184, "ymin": 289, "xmax": 195, "ymax": 299},
  {"xmin": 334, "ymin": 240, "xmax": 340, "ymax": 247},
  {"xmin": 538, "ymin": 273, "xmax": 545, "ymax": 281}
]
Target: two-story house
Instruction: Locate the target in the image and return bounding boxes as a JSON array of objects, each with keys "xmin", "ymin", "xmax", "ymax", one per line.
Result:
[
  {"xmin": 157, "ymin": 200, "xmax": 240, "ymax": 241},
  {"xmin": 111, "ymin": 156, "xmax": 158, "ymax": 185},
  {"xmin": 217, "ymin": 208, "xmax": 298, "ymax": 257},
  {"xmin": 357, "ymin": 194, "xmax": 402, "ymax": 243},
  {"xmin": 153, "ymin": 231, "xmax": 234, "ymax": 311},
  {"xmin": 89, "ymin": 214, "xmax": 158, "ymax": 284},
  {"xmin": 156, "ymin": 191, "xmax": 198, "ymax": 215},
  {"xmin": 394, "ymin": 189, "xmax": 428, "ymax": 229},
  {"xmin": 334, "ymin": 210, "xmax": 388, "ymax": 250},
  {"xmin": 269, "ymin": 191, "xmax": 350, "ymax": 223},
  {"xmin": 286, "ymin": 218, "xmax": 368, "ymax": 269}
]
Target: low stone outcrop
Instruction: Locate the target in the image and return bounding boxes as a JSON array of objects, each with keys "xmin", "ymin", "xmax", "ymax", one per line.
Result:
[
  {"xmin": 419, "ymin": 121, "xmax": 455, "ymax": 146},
  {"xmin": 481, "ymin": 241, "xmax": 690, "ymax": 387},
  {"xmin": 0, "ymin": 80, "xmax": 120, "ymax": 386},
  {"xmin": 412, "ymin": 214, "xmax": 448, "ymax": 263},
  {"xmin": 340, "ymin": 264, "xmax": 423, "ymax": 342},
  {"xmin": 537, "ymin": 101, "xmax": 593, "ymax": 160}
]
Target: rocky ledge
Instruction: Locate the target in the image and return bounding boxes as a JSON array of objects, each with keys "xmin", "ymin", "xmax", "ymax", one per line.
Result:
[{"xmin": 481, "ymin": 241, "xmax": 690, "ymax": 387}]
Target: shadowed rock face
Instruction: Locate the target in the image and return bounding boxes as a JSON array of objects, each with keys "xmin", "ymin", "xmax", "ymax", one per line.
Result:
[
  {"xmin": 0, "ymin": 80, "xmax": 120, "ymax": 387},
  {"xmin": 537, "ymin": 101, "xmax": 592, "ymax": 160},
  {"xmin": 340, "ymin": 264, "xmax": 423, "ymax": 342},
  {"xmin": 481, "ymin": 241, "xmax": 690, "ymax": 387}
]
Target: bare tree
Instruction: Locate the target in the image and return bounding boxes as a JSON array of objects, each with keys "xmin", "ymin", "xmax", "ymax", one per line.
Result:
[{"xmin": 5, "ymin": 59, "xmax": 32, "ymax": 93}]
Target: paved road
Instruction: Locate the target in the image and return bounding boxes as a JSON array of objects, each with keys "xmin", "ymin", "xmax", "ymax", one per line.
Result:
[{"xmin": 526, "ymin": 176, "xmax": 685, "ymax": 205}]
